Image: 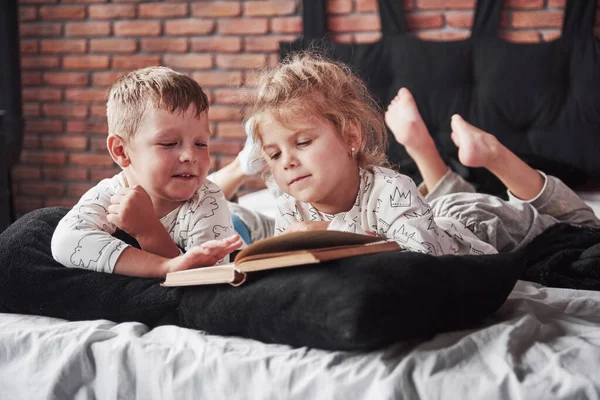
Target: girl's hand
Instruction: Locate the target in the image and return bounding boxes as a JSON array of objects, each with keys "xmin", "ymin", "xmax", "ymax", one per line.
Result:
[
  {"xmin": 286, "ymin": 221, "xmax": 330, "ymax": 233},
  {"xmin": 107, "ymin": 185, "xmax": 160, "ymax": 239},
  {"xmin": 163, "ymin": 235, "xmax": 243, "ymax": 274}
]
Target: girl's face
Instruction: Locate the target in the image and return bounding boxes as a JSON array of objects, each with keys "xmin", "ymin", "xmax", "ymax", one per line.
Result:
[
  {"xmin": 260, "ymin": 115, "xmax": 361, "ymax": 214},
  {"xmin": 123, "ymin": 105, "xmax": 211, "ymax": 217}
]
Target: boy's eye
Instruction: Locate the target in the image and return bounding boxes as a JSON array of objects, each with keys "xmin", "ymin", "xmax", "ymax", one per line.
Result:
[
  {"xmin": 195, "ymin": 142, "xmax": 208, "ymax": 148},
  {"xmin": 159, "ymin": 143, "xmax": 176, "ymax": 148}
]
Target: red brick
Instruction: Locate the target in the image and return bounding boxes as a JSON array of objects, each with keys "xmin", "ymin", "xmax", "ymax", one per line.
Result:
[
  {"xmin": 63, "ymin": 55, "xmax": 110, "ymax": 70},
  {"xmin": 244, "ymin": 1, "xmax": 296, "ymax": 16},
  {"xmin": 209, "ymin": 141, "xmax": 244, "ymax": 156},
  {"xmin": 41, "ymin": 39, "xmax": 87, "ymax": 53},
  {"xmin": 88, "ymin": 4, "xmax": 136, "ymax": 19},
  {"xmin": 242, "ymin": 70, "xmax": 262, "ymax": 86},
  {"xmin": 244, "ymin": 35, "xmax": 296, "ymax": 51},
  {"xmin": 11, "ymin": 166, "xmax": 42, "ymax": 180},
  {"xmin": 547, "ymin": 0, "xmax": 565, "ymax": 7},
  {"xmin": 20, "ymin": 40, "xmax": 39, "ymax": 54},
  {"xmin": 499, "ymin": 30, "xmax": 542, "ymax": 42},
  {"xmin": 267, "ymin": 54, "xmax": 279, "ymax": 67},
  {"xmin": 191, "ymin": 2, "xmax": 241, "ymax": 17},
  {"xmin": 163, "ymin": 54, "xmax": 213, "ymax": 70},
  {"xmin": 216, "ymin": 54, "xmax": 267, "ymax": 69},
  {"xmin": 354, "ymin": 33, "xmax": 380, "ymax": 43},
  {"xmin": 328, "ymin": 0, "xmax": 353, "ymax": 14},
  {"xmin": 20, "ymin": 23, "xmax": 63, "ymax": 37},
  {"xmin": 218, "ymin": 18, "xmax": 269, "ymax": 35},
  {"xmin": 139, "ymin": 3, "xmax": 188, "ymax": 18},
  {"xmin": 112, "ymin": 55, "xmax": 161, "ymax": 69},
  {"xmin": 41, "ymin": 135, "xmax": 89, "ymax": 150},
  {"xmin": 216, "ymin": 122, "xmax": 245, "ymax": 139},
  {"xmin": 13, "ymin": 197, "xmax": 44, "ymax": 215},
  {"xmin": 70, "ymin": 153, "xmax": 115, "ymax": 167},
  {"xmin": 542, "ymin": 31, "xmax": 562, "ymax": 41},
  {"xmin": 39, "ymin": 5, "xmax": 86, "ymax": 20},
  {"xmin": 407, "ymin": 14, "xmax": 445, "ymax": 30},
  {"xmin": 164, "ymin": 19, "xmax": 214, "ymax": 35},
  {"xmin": 22, "ymin": 134, "xmax": 40, "ymax": 149},
  {"xmin": 207, "ymin": 105, "xmax": 243, "ymax": 121},
  {"xmin": 329, "ymin": 15, "xmax": 381, "ymax": 32},
  {"xmin": 66, "ymin": 120, "xmax": 108, "ymax": 135},
  {"xmin": 18, "ymin": 0, "xmax": 58, "ymax": 3},
  {"xmin": 44, "ymin": 198, "xmax": 78, "ymax": 209},
  {"xmin": 21, "ymin": 72, "xmax": 43, "ymax": 86},
  {"xmin": 67, "ymin": 184, "xmax": 99, "ymax": 198},
  {"xmin": 213, "ymin": 89, "xmax": 253, "ymax": 105},
  {"xmin": 90, "ymin": 137, "xmax": 107, "ymax": 151},
  {"xmin": 43, "ymin": 167, "xmax": 89, "ymax": 182},
  {"xmin": 270, "ymin": 17, "xmax": 302, "ymax": 33},
  {"xmin": 192, "ymin": 71, "xmax": 243, "ymax": 87},
  {"xmin": 505, "ymin": 0, "xmax": 544, "ymax": 8},
  {"xmin": 18, "ymin": 182, "xmax": 66, "ymax": 197},
  {"xmin": 92, "ymin": 71, "xmax": 128, "ymax": 87},
  {"xmin": 141, "ymin": 38, "xmax": 188, "ymax": 52},
  {"xmin": 191, "ymin": 37, "xmax": 242, "ymax": 52},
  {"xmin": 21, "ymin": 56, "xmax": 60, "ymax": 70},
  {"xmin": 511, "ymin": 11, "xmax": 563, "ymax": 28},
  {"xmin": 416, "ymin": 0, "xmax": 475, "ymax": 9},
  {"xmin": 65, "ymin": 88, "xmax": 108, "ymax": 103},
  {"xmin": 416, "ymin": 30, "xmax": 471, "ymax": 40},
  {"xmin": 19, "ymin": 7, "xmax": 38, "ymax": 21},
  {"xmin": 356, "ymin": 0, "xmax": 377, "ymax": 12},
  {"xmin": 43, "ymin": 104, "xmax": 89, "ymax": 119},
  {"xmin": 22, "ymin": 88, "xmax": 62, "ymax": 102},
  {"xmin": 23, "ymin": 103, "xmax": 42, "ymax": 117},
  {"xmin": 25, "ymin": 119, "xmax": 64, "ymax": 134},
  {"xmin": 20, "ymin": 151, "xmax": 67, "ymax": 165},
  {"xmin": 61, "ymin": 0, "xmax": 109, "ymax": 3},
  {"xmin": 44, "ymin": 72, "xmax": 90, "ymax": 86},
  {"xmin": 65, "ymin": 22, "xmax": 111, "ymax": 37},
  {"xmin": 114, "ymin": 20, "xmax": 161, "ymax": 36},
  {"xmin": 90, "ymin": 105, "xmax": 107, "ymax": 118},
  {"xmin": 90, "ymin": 38, "xmax": 137, "ymax": 53},
  {"xmin": 91, "ymin": 168, "xmax": 120, "ymax": 182}
]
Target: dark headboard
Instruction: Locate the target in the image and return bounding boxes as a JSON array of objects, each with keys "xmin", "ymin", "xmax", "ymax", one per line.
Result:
[{"xmin": 280, "ymin": 0, "xmax": 600, "ymax": 196}]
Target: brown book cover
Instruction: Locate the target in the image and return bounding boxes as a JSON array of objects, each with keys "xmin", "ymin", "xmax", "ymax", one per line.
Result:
[{"xmin": 162, "ymin": 231, "xmax": 401, "ymax": 287}]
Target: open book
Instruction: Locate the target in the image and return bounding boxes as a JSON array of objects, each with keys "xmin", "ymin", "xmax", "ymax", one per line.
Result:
[{"xmin": 162, "ymin": 230, "xmax": 401, "ymax": 287}]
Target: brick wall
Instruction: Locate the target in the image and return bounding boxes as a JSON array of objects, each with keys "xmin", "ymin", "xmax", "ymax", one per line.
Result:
[{"xmin": 12, "ymin": 0, "xmax": 600, "ymax": 215}]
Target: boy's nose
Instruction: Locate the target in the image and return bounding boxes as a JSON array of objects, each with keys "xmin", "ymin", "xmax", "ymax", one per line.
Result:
[{"xmin": 180, "ymin": 148, "xmax": 196, "ymax": 163}]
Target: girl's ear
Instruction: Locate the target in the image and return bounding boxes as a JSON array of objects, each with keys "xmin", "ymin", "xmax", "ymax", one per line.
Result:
[
  {"xmin": 107, "ymin": 134, "xmax": 130, "ymax": 168},
  {"xmin": 346, "ymin": 120, "xmax": 363, "ymax": 152}
]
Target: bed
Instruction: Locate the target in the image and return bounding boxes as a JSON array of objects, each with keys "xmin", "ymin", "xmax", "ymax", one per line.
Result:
[{"xmin": 2, "ymin": 0, "xmax": 600, "ymax": 398}]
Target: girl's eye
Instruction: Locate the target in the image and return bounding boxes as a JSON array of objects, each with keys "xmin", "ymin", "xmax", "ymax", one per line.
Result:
[
  {"xmin": 269, "ymin": 152, "xmax": 281, "ymax": 160},
  {"xmin": 297, "ymin": 139, "xmax": 312, "ymax": 147}
]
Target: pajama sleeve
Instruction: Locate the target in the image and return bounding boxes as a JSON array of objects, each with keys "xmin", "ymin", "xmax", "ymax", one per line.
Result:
[
  {"xmin": 273, "ymin": 194, "xmax": 306, "ymax": 236},
  {"xmin": 51, "ymin": 184, "xmax": 129, "ymax": 273}
]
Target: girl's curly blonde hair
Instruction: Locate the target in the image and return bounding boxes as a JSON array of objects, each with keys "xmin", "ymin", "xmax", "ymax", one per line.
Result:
[{"xmin": 247, "ymin": 52, "xmax": 389, "ymax": 168}]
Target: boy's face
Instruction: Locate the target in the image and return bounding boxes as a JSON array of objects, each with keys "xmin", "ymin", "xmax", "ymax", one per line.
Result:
[
  {"xmin": 260, "ymin": 115, "xmax": 360, "ymax": 214},
  {"xmin": 124, "ymin": 105, "xmax": 211, "ymax": 213}
]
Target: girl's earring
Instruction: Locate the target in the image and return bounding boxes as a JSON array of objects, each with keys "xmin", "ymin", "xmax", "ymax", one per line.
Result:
[{"xmin": 350, "ymin": 147, "xmax": 356, "ymax": 158}]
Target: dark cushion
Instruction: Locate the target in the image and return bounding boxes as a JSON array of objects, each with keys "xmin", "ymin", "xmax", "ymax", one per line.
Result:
[{"xmin": 0, "ymin": 206, "xmax": 525, "ymax": 350}]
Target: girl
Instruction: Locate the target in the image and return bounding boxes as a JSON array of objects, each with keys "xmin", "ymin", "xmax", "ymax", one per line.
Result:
[{"xmin": 247, "ymin": 52, "xmax": 600, "ymax": 255}]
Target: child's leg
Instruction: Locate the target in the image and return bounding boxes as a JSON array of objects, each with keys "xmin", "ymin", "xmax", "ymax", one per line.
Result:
[
  {"xmin": 385, "ymin": 88, "xmax": 476, "ymax": 199},
  {"xmin": 450, "ymin": 114, "xmax": 544, "ymax": 201},
  {"xmin": 450, "ymin": 114, "xmax": 600, "ymax": 228}
]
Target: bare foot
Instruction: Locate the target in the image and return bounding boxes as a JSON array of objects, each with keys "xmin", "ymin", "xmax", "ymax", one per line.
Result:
[
  {"xmin": 450, "ymin": 114, "xmax": 501, "ymax": 169},
  {"xmin": 385, "ymin": 88, "xmax": 435, "ymax": 154}
]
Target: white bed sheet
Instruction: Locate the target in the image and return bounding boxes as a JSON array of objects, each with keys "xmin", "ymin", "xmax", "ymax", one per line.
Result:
[{"xmin": 2, "ymin": 280, "xmax": 600, "ymax": 400}]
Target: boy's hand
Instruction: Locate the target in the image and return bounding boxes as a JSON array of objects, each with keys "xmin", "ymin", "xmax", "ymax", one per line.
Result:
[
  {"xmin": 163, "ymin": 235, "xmax": 243, "ymax": 274},
  {"xmin": 286, "ymin": 221, "xmax": 330, "ymax": 233},
  {"xmin": 107, "ymin": 185, "xmax": 160, "ymax": 239}
]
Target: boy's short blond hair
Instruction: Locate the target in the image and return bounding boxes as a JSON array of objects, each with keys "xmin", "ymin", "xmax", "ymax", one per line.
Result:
[
  {"xmin": 107, "ymin": 66, "xmax": 209, "ymax": 140},
  {"xmin": 248, "ymin": 52, "xmax": 389, "ymax": 168}
]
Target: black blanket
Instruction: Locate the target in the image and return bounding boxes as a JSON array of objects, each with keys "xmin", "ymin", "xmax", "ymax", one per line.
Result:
[{"xmin": 1, "ymin": 207, "xmax": 600, "ymax": 350}]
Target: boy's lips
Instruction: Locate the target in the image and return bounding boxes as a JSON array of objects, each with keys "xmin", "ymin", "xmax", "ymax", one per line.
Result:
[{"xmin": 289, "ymin": 175, "xmax": 311, "ymax": 185}]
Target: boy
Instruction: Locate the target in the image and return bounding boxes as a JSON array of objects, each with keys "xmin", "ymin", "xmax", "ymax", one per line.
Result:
[{"xmin": 51, "ymin": 66, "xmax": 242, "ymax": 278}]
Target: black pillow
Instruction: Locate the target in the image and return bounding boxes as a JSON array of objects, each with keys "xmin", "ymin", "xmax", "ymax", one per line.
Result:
[{"xmin": 0, "ymin": 206, "xmax": 523, "ymax": 350}]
